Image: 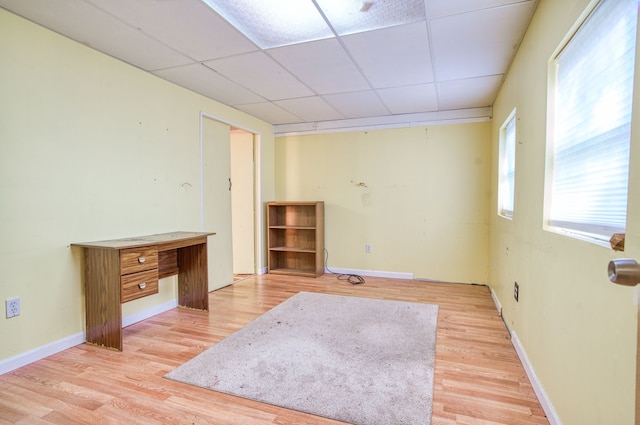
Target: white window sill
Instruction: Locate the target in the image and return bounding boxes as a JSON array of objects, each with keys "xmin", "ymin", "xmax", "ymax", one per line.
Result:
[{"xmin": 544, "ymin": 226, "xmax": 614, "ymax": 250}]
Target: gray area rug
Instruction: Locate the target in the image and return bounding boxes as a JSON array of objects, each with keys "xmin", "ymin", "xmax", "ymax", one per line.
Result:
[{"xmin": 165, "ymin": 292, "xmax": 439, "ymax": 425}]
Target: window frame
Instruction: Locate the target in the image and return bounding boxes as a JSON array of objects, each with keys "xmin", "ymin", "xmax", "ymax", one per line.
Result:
[
  {"xmin": 544, "ymin": 0, "xmax": 636, "ymax": 247},
  {"xmin": 498, "ymin": 108, "xmax": 517, "ymax": 220}
]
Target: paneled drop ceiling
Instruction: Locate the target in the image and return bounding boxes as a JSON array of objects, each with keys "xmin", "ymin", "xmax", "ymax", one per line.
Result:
[{"xmin": 0, "ymin": 0, "xmax": 538, "ymax": 134}]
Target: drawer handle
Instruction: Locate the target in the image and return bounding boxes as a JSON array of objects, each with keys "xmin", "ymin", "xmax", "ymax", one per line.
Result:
[
  {"xmin": 138, "ymin": 257, "xmax": 145, "ymax": 264},
  {"xmin": 138, "ymin": 282, "xmax": 147, "ymax": 289}
]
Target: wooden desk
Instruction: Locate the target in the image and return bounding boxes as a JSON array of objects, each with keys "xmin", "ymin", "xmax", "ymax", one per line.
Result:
[{"xmin": 72, "ymin": 231, "xmax": 214, "ymax": 351}]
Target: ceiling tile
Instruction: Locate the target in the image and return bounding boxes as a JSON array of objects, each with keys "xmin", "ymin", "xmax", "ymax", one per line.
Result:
[
  {"xmin": 0, "ymin": 0, "xmax": 192, "ymax": 70},
  {"xmin": 274, "ymin": 97, "xmax": 345, "ymax": 122},
  {"xmin": 153, "ymin": 64, "xmax": 264, "ymax": 106},
  {"xmin": 87, "ymin": 0, "xmax": 258, "ymax": 62},
  {"xmin": 377, "ymin": 84, "xmax": 438, "ymax": 114},
  {"xmin": 426, "ymin": 0, "xmax": 534, "ymax": 18},
  {"xmin": 235, "ymin": 102, "xmax": 304, "ymax": 125},
  {"xmin": 204, "ymin": 52, "xmax": 314, "ymax": 100},
  {"xmin": 342, "ymin": 21, "xmax": 433, "ymax": 89},
  {"xmin": 1, "ymin": 0, "xmax": 537, "ymax": 127},
  {"xmin": 267, "ymin": 39, "xmax": 369, "ymax": 95},
  {"xmin": 437, "ymin": 75, "xmax": 504, "ymax": 110},
  {"xmin": 430, "ymin": 2, "xmax": 536, "ymax": 80},
  {"xmin": 322, "ymin": 91, "xmax": 389, "ymax": 118}
]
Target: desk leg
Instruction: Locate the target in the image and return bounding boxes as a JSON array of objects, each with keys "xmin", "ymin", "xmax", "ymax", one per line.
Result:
[
  {"xmin": 177, "ymin": 243, "xmax": 209, "ymax": 311},
  {"xmin": 84, "ymin": 248, "xmax": 122, "ymax": 351}
]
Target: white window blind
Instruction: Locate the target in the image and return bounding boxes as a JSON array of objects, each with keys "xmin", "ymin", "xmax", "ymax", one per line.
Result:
[
  {"xmin": 499, "ymin": 111, "xmax": 516, "ymax": 218},
  {"xmin": 549, "ymin": 0, "xmax": 637, "ymax": 239}
]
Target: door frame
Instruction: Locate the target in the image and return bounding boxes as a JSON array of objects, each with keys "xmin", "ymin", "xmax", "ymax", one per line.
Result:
[{"xmin": 199, "ymin": 111, "xmax": 263, "ymax": 276}]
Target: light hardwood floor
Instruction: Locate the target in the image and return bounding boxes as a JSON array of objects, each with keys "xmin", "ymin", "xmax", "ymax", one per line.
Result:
[{"xmin": 0, "ymin": 274, "xmax": 549, "ymax": 424}]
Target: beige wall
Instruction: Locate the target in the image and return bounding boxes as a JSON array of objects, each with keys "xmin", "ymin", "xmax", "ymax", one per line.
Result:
[
  {"xmin": 275, "ymin": 123, "xmax": 491, "ymax": 283},
  {"xmin": 489, "ymin": 0, "xmax": 638, "ymax": 423},
  {"xmin": 0, "ymin": 9, "xmax": 274, "ymax": 362}
]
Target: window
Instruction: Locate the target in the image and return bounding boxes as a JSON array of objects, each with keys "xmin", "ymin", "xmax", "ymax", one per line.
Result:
[
  {"xmin": 498, "ymin": 109, "xmax": 516, "ymax": 219},
  {"xmin": 547, "ymin": 0, "xmax": 637, "ymax": 242}
]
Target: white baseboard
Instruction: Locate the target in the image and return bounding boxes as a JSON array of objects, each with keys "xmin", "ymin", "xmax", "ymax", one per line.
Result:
[
  {"xmin": 510, "ymin": 331, "xmax": 562, "ymax": 425},
  {"xmin": 122, "ymin": 299, "xmax": 178, "ymax": 328},
  {"xmin": 1, "ymin": 299, "xmax": 179, "ymax": 376},
  {"xmin": 0, "ymin": 331, "xmax": 85, "ymax": 375},
  {"xmin": 490, "ymin": 287, "xmax": 503, "ymax": 316},
  {"xmin": 325, "ymin": 267, "xmax": 413, "ymax": 280}
]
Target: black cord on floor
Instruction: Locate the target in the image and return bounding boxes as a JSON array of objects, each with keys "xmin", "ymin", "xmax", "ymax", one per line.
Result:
[{"xmin": 324, "ymin": 249, "xmax": 365, "ymax": 285}]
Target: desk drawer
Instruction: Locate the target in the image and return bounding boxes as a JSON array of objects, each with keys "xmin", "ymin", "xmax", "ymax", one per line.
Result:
[
  {"xmin": 121, "ymin": 269, "xmax": 159, "ymax": 303},
  {"xmin": 120, "ymin": 247, "xmax": 158, "ymax": 275}
]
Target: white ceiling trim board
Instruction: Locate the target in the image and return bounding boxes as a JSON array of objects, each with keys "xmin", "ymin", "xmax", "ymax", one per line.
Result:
[{"xmin": 273, "ymin": 107, "xmax": 492, "ymax": 136}]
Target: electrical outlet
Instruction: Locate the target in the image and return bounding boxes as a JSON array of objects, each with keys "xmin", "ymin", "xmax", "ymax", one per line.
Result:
[
  {"xmin": 514, "ymin": 282, "xmax": 519, "ymax": 302},
  {"xmin": 6, "ymin": 297, "xmax": 20, "ymax": 318},
  {"xmin": 366, "ymin": 244, "xmax": 373, "ymax": 253}
]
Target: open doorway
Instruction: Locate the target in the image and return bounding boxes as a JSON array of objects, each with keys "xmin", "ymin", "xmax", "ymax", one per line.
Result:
[{"xmin": 230, "ymin": 128, "xmax": 256, "ymax": 282}]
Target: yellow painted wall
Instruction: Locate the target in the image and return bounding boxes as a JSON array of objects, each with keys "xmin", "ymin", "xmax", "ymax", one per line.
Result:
[
  {"xmin": 0, "ymin": 9, "xmax": 274, "ymax": 362},
  {"xmin": 276, "ymin": 123, "xmax": 491, "ymax": 283},
  {"xmin": 489, "ymin": 0, "xmax": 638, "ymax": 423}
]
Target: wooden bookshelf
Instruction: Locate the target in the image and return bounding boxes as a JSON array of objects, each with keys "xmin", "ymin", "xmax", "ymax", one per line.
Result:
[{"xmin": 267, "ymin": 202, "xmax": 324, "ymax": 277}]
